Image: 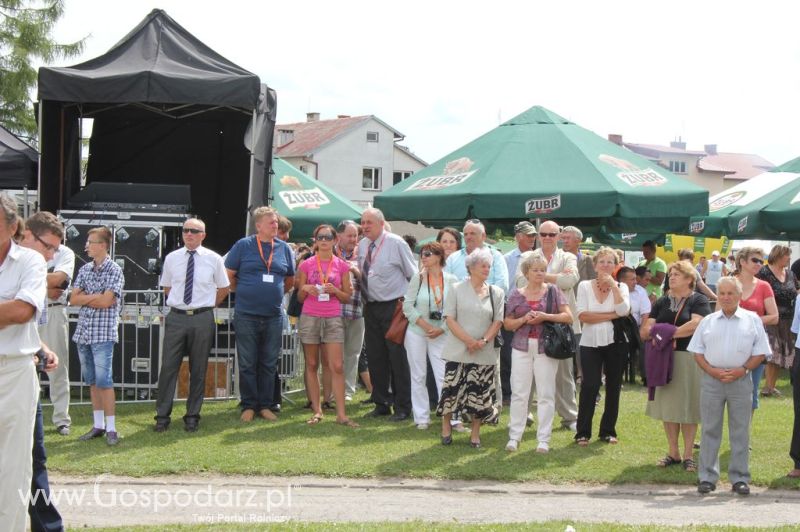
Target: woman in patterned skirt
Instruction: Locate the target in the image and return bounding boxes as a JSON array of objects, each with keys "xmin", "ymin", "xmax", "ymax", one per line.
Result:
[{"xmin": 437, "ymin": 248, "xmax": 504, "ymax": 448}]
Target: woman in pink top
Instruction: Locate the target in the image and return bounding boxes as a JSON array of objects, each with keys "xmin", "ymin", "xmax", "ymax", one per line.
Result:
[
  {"xmin": 725, "ymin": 247, "xmax": 778, "ymax": 411},
  {"xmin": 297, "ymin": 224, "xmax": 355, "ymax": 427}
]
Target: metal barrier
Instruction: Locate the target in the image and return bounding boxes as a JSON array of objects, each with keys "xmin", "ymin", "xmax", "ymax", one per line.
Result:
[{"xmin": 39, "ymin": 290, "xmax": 303, "ymax": 406}]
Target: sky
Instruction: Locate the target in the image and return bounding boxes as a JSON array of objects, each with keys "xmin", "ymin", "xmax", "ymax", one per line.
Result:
[{"xmin": 50, "ymin": 0, "xmax": 800, "ymax": 167}]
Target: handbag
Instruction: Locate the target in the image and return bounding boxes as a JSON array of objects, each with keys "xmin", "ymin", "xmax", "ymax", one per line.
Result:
[
  {"xmin": 384, "ymin": 273, "xmax": 423, "ymax": 345},
  {"xmin": 385, "ymin": 298, "xmax": 408, "ymax": 344},
  {"xmin": 286, "ymin": 288, "xmax": 303, "ymax": 318},
  {"xmin": 488, "ymin": 285, "xmax": 504, "ymax": 348},
  {"xmin": 540, "ymin": 285, "xmax": 576, "ymax": 359}
]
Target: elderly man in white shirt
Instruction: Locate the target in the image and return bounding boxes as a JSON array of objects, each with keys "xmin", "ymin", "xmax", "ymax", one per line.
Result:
[
  {"xmin": 154, "ymin": 218, "xmax": 230, "ymax": 433},
  {"xmin": 0, "ymin": 194, "xmax": 47, "ymax": 532},
  {"xmin": 689, "ymin": 276, "xmax": 771, "ymax": 496}
]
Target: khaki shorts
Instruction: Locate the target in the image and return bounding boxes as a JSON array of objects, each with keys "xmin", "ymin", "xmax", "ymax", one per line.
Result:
[{"xmin": 298, "ymin": 314, "xmax": 345, "ymax": 344}]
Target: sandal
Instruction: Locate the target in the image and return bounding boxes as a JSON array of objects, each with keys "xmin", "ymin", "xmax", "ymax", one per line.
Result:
[
  {"xmin": 683, "ymin": 458, "xmax": 697, "ymax": 472},
  {"xmin": 322, "ymin": 401, "xmax": 334, "ymax": 410},
  {"xmin": 335, "ymin": 418, "xmax": 359, "ymax": 428},
  {"xmin": 657, "ymin": 455, "xmax": 682, "ymax": 467},
  {"xmin": 575, "ymin": 437, "xmax": 590, "ymax": 447},
  {"xmin": 601, "ymin": 436, "xmax": 618, "ymax": 445},
  {"xmin": 306, "ymin": 413, "xmax": 323, "ymax": 425}
]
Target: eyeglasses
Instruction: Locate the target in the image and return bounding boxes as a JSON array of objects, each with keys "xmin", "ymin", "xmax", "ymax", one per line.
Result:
[
  {"xmin": 316, "ymin": 234, "xmax": 335, "ymax": 241},
  {"xmin": 421, "ymin": 250, "xmax": 440, "ymax": 258},
  {"xmin": 33, "ymin": 233, "xmax": 58, "ymax": 253},
  {"xmin": 539, "ymin": 232, "xmax": 559, "ymax": 238},
  {"xmin": 183, "ymin": 228, "xmax": 204, "ymax": 234},
  {"xmin": 749, "ymin": 257, "xmax": 764, "ymax": 265}
]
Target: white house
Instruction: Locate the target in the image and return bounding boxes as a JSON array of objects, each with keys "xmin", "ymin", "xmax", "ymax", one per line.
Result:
[{"xmin": 274, "ymin": 113, "xmax": 427, "ymax": 207}]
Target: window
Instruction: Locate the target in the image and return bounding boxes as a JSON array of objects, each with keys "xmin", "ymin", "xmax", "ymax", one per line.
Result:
[
  {"xmin": 299, "ymin": 165, "xmax": 308, "ymax": 174},
  {"xmin": 366, "ymin": 131, "xmax": 379, "ymax": 143},
  {"xmin": 362, "ymin": 167, "xmax": 381, "ymax": 190},
  {"xmin": 669, "ymin": 160, "xmax": 687, "ymax": 174},
  {"xmin": 393, "ymin": 171, "xmax": 412, "ymax": 185}
]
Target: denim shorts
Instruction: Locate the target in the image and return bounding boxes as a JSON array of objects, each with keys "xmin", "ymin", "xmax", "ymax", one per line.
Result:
[{"xmin": 77, "ymin": 341, "xmax": 115, "ymax": 388}]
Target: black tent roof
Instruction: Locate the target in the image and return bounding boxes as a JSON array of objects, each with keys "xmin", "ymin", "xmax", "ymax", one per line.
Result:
[
  {"xmin": 37, "ymin": 9, "xmax": 260, "ymax": 109},
  {"xmin": 0, "ymin": 124, "xmax": 38, "ymax": 189}
]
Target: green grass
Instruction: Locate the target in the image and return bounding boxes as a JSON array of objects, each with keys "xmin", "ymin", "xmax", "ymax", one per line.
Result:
[
  {"xmin": 44, "ymin": 376, "xmax": 799, "ymax": 488},
  {"xmin": 82, "ymin": 523, "xmax": 800, "ymax": 532}
]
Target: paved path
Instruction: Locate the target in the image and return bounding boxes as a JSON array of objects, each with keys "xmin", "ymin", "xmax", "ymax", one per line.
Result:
[{"xmin": 49, "ymin": 474, "xmax": 800, "ymax": 528}]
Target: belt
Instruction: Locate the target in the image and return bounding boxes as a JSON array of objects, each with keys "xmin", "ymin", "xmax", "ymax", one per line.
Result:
[
  {"xmin": 170, "ymin": 307, "xmax": 214, "ymax": 316},
  {"xmin": 47, "ymin": 302, "xmax": 64, "ymax": 308}
]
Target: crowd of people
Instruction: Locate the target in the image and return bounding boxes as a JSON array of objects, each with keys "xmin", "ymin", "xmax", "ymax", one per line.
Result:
[{"xmin": 3, "ymin": 196, "xmax": 800, "ymax": 530}]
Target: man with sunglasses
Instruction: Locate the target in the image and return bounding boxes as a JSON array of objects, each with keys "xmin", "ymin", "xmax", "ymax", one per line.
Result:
[
  {"xmin": 154, "ymin": 218, "xmax": 230, "ymax": 433},
  {"xmin": 514, "ymin": 220, "xmax": 579, "ymax": 432}
]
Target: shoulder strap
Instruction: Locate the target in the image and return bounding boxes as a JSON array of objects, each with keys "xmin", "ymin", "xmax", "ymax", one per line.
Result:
[
  {"xmin": 413, "ymin": 272, "xmax": 423, "ymax": 308},
  {"xmin": 545, "ymin": 284, "xmax": 556, "ymax": 314},
  {"xmin": 489, "ymin": 284, "xmax": 496, "ymax": 315}
]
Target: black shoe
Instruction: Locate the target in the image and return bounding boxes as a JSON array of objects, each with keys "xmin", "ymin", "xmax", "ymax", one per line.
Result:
[
  {"xmin": 364, "ymin": 406, "xmax": 391, "ymax": 417},
  {"xmin": 154, "ymin": 422, "xmax": 169, "ymax": 433},
  {"xmin": 184, "ymin": 420, "xmax": 199, "ymax": 433},
  {"xmin": 388, "ymin": 412, "xmax": 410, "ymax": 422},
  {"xmin": 360, "ymin": 398, "xmax": 375, "ymax": 405},
  {"xmin": 441, "ymin": 434, "xmax": 452, "ymax": 445},
  {"xmin": 697, "ymin": 481, "xmax": 716, "ymax": 494},
  {"xmin": 731, "ymin": 482, "xmax": 750, "ymax": 495},
  {"xmin": 78, "ymin": 427, "xmax": 106, "ymax": 441},
  {"xmin": 470, "ymin": 439, "xmax": 481, "ymax": 449},
  {"xmin": 321, "ymin": 401, "xmax": 334, "ymax": 410},
  {"xmin": 270, "ymin": 404, "xmax": 282, "ymax": 414}
]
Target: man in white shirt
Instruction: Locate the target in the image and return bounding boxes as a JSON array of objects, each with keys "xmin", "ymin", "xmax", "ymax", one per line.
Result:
[
  {"xmin": 515, "ymin": 220, "xmax": 579, "ymax": 431},
  {"xmin": 39, "ymin": 243, "xmax": 75, "ymax": 436},
  {"xmin": 0, "ymin": 194, "xmax": 47, "ymax": 532},
  {"xmin": 689, "ymin": 276, "xmax": 771, "ymax": 496},
  {"xmin": 154, "ymin": 218, "xmax": 230, "ymax": 433}
]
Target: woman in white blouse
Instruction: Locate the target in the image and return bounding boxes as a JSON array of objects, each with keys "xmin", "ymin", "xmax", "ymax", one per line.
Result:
[{"xmin": 575, "ymin": 247, "xmax": 630, "ymax": 446}]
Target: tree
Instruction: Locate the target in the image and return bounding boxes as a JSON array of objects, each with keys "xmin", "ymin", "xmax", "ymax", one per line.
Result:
[{"xmin": 0, "ymin": 0, "xmax": 84, "ymax": 143}]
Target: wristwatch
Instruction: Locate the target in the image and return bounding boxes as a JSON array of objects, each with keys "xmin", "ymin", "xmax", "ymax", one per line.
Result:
[
  {"xmin": 480, "ymin": 337, "xmax": 488, "ymax": 344},
  {"xmin": 742, "ymin": 366, "xmax": 750, "ymax": 375}
]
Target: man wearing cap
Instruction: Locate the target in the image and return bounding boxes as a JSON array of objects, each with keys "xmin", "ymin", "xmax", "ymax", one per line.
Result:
[
  {"xmin": 500, "ymin": 221, "xmax": 537, "ymax": 402},
  {"xmin": 702, "ymin": 251, "xmax": 727, "ymax": 294},
  {"xmin": 155, "ymin": 218, "xmax": 230, "ymax": 433},
  {"xmin": 514, "ymin": 220, "xmax": 579, "ymax": 431}
]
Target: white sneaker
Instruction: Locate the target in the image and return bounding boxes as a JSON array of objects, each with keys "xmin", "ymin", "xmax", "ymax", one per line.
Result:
[
  {"xmin": 452, "ymin": 423, "xmax": 469, "ymax": 433},
  {"xmin": 505, "ymin": 439, "xmax": 519, "ymax": 452},
  {"xmin": 536, "ymin": 442, "xmax": 549, "ymax": 453},
  {"xmin": 344, "ymin": 394, "xmax": 353, "ymax": 402},
  {"xmin": 416, "ymin": 423, "xmax": 429, "ymax": 430},
  {"xmin": 526, "ymin": 413, "xmax": 535, "ymax": 427},
  {"xmin": 566, "ymin": 421, "xmax": 577, "ymax": 432}
]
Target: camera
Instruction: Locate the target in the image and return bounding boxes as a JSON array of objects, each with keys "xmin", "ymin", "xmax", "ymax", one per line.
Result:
[
  {"xmin": 35, "ymin": 349, "xmax": 48, "ymax": 373},
  {"xmin": 429, "ymin": 311, "xmax": 443, "ymax": 321}
]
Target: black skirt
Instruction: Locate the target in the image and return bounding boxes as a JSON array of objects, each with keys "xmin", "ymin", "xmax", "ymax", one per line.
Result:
[{"xmin": 436, "ymin": 361, "xmax": 497, "ymax": 422}]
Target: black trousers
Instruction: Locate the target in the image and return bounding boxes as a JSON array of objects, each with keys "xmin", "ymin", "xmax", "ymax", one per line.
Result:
[
  {"xmin": 791, "ymin": 348, "xmax": 800, "ymax": 469},
  {"xmin": 29, "ymin": 400, "xmax": 63, "ymax": 532},
  {"xmin": 155, "ymin": 311, "xmax": 215, "ymax": 423},
  {"xmin": 500, "ymin": 328, "xmax": 514, "ymax": 400},
  {"xmin": 363, "ymin": 299, "xmax": 412, "ymax": 414},
  {"xmin": 576, "ymin": 342, "xmax": 627, "ymax": 440}
]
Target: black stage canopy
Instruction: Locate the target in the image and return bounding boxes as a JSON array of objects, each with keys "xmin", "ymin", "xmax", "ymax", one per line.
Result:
[
  {"xmin": 37, "ymin": 9, "xmax": 276, "ymax": 253},
  {"xmin": 0, "ymin": 125, "xmax": 38, "ymax": 189}
]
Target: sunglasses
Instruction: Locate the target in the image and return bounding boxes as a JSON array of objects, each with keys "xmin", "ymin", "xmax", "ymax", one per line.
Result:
[
  {"xmin": 421, "ymin": 250, "xmax": 441, "ymax": 258},
  {"xmin": 182, "ymin": 228, "xmax": 204, "ymax": 234},
  {"xmin": 539, "ymin": 232, "xmax": 559, "ymax": 238},
  {"xmin": 466, "ymin": 218, "xmax": 481, "ymax": 225},
  {"xmin": 316, "ymin": 234, "xmax": 335, "ymax": 241},
  {"xmin": 33, "ymin": 233, "xmax": 58, "ymax": 253},
  {"xmin": 749, "ymin": 257, "xmax": 764, "ymax": 265}
]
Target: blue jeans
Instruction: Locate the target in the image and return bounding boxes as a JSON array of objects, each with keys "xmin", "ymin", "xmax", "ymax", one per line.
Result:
[
  {"xmin": 77, "ymin": 341, "xmax": 115, "ymax": 388},
  {"xmin": 29, "ymin": 401, "xmax": 63, "ymax": 532},
  {"xmin": 234, "ymin": 313, "xmax": 283, "ymax": 411},
  {"xmin": 750, "ymin": 363, "xmax": 765, "ymax": 409}
]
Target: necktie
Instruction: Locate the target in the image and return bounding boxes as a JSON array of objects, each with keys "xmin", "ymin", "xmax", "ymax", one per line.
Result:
[
  {"xmin": 183, "ymin": 250, "xmax": 196, "ymax": 305},
  {"xmin": 361, "ymin": 241, "xmax": 376, "ymax": 302}
]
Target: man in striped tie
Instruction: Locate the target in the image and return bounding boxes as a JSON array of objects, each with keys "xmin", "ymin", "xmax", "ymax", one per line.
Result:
[{"xmin": 154, "ymin": 218, "xmax": 230, "ymax": 433}]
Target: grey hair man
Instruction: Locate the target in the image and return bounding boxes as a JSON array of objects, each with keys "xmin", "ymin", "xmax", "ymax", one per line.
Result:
[
  {"xmin": 359, "ymin": 208, "xmax": 418, "ymax": 421},
  {"xmin": 689, "ymin": 276, "xmax": 771, "ymax": 496},
  {"xmin": 335, "ymin": 219, "xmax": 365, "ymax": 400},
  {"xmin": 515, "ymin": 220, "xmax": 579, "ymax": 431},
  {"xmin": 444, "ymin": 219, "xmax": 509, "ymax": 293}
]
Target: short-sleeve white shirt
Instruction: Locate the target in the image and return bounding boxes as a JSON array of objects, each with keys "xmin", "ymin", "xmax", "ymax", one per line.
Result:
[
  {"xmin": 688, "ymin": 307, "xmax": 772, "ymax": 368},
  {"xmin": 47, "ymin": 245, "xmax": 76, "ymax": 304},
  {"xmin": 160, "ymin": 245, "xmax": 229, "ymax": 310},
  {"xmin": 630, "ymin": 284, "xmax": 652, "ymax": 326},
  {"xmin": 0, "ymin": 241, "xmax": 47, "ymax": 356}
]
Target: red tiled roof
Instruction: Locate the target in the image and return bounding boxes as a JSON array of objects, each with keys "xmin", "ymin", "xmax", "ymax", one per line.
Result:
[
  {"xmin": 699, "ymin": 153, "xmax": 774, "ymax": 180},
  {"xmin": 274, "ymin": 116, "xmax": 371, "ymax": 157}
]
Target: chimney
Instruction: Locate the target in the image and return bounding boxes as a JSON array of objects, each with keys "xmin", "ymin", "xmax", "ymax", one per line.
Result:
[
  {"xmin": 608, "ymin": 134, "xmax": 623, "ymax": 146},
  {"xmin": 337, "ymin": 114, "xmax": 351, "ymax": 119},
  {"xmin": 306, "ymin": 112, "xmax": 320, "ymax": 122},
  {"xmin": 704, "ymin": 144, "xmax": 717, "ymax": 155},
  {"xmin": 669, "ymin": 138, "xmax": 686, "ymax": 150}
]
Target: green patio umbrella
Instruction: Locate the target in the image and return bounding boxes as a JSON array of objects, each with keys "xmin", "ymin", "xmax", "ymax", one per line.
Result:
[
  {"xmin": 270, "ymin": 157, "xmax": 363, "ymax": 240},
  {"xmin": 686, "ymin": 166, "xmax": 800, "ymax": 240},
  {"xmin": 374, "ymin": 106, "xmax": 708, "ymax": 234}
]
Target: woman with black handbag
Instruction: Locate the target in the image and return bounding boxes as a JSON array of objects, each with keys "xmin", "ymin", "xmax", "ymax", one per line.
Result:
[
  {"xmin": 574, "ymin": 247, "xmax": 630, "ymax": 446},
  {"xmin": 503, "ymin": 254, "xmax": 573, "ymax": 453}
]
